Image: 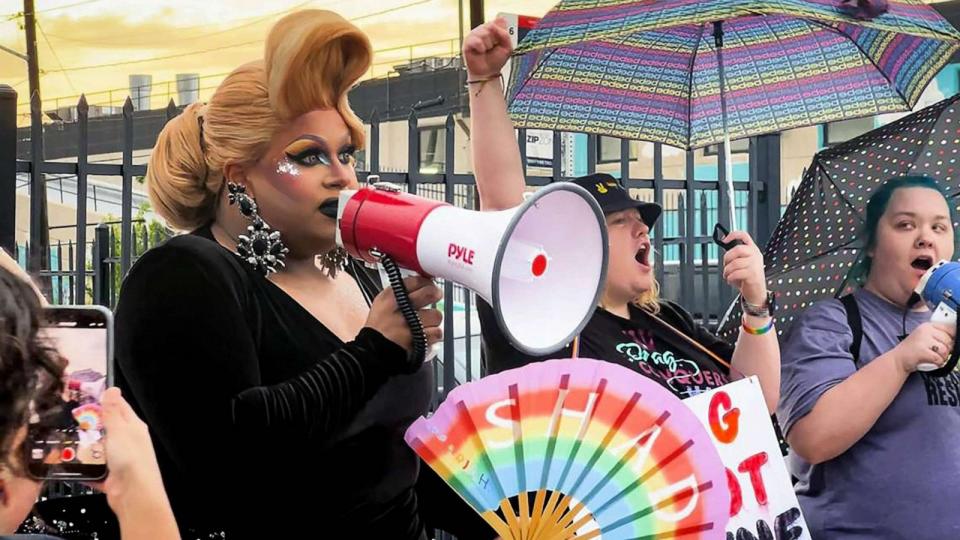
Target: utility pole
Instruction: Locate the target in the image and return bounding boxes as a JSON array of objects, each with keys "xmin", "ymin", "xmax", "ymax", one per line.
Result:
[
  {"xmin": 470, "ymin": 0, "xmax": 484, "ymax": 28},
  {"xmin": 23, "ymin": 0, "xmax": 50, "ymax": 283},
  {"xmin": 458, "ymin": 0, "xmax": 465, "ymax": 53}
]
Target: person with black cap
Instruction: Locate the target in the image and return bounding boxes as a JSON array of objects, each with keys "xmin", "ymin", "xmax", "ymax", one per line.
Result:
[{"xmin": 461, "ymin": 19, "xmax": 780, "ymax": 410}]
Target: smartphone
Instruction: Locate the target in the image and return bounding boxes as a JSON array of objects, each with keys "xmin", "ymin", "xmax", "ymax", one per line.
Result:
[{"xmin": 27, "ymin": 305, "xmax": 113, "ymax": 481}]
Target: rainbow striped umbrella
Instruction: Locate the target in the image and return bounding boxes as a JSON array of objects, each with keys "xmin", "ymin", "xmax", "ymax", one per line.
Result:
[
  {"xmin": 507, "ymin": 0, "xmax": 960, "ymax": 224},
  {"xmin": 405, "ymin": 358, "xmax": 729, "ymax": 539}
]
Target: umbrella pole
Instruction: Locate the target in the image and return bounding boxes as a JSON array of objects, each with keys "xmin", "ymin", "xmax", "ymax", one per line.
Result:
[{"xmin": 713, "ymin": 21, "xmax": 738, "ymax": 230}]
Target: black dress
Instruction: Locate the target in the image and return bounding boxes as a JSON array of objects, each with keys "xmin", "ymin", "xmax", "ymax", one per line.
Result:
[{"xmin": 115, "ymin": 225, "xmax": 447, "ymax": 538}]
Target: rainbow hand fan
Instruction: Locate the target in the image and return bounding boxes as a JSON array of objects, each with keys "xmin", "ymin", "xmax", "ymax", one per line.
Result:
[
  {"xmin": 405, "ymin": 358, "xmax": 729, "ymax": 540},
  {"xmin": 72, "ymin": 403, "xmax": 102, "ymax": 432}
]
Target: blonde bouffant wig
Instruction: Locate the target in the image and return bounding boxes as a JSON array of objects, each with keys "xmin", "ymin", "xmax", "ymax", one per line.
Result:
[{"xmin": 146, "ymin": 10, "xmax": 371, "ymax": 231}]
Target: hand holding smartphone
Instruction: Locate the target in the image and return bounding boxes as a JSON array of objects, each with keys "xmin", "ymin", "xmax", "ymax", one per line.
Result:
[{"xmin": 27, "ymin": 305, "xmax": 112, "ymax": 481}]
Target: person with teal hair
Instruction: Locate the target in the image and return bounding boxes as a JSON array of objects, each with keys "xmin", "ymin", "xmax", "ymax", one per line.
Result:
[
  {"xmin": 847, "ymin": 175, "xmax": 959, "ymax": 285},
  {"xmin": 778, "ymin": 175, "xmax": 960, "ymax": 539}
]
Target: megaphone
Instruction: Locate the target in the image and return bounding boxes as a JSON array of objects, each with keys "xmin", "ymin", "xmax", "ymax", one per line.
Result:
[
  {"xmin": 331, "ymin": 181, "xmax": 608, "ymax": 355},
  {"xmin": 913, "ymin": 260, "xmax": 960, "ymax": 375}
]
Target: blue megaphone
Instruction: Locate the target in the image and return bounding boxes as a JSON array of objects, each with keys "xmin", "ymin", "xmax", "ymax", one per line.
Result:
[{"xmin": 914, "ymin": 260, "xmax": 960, "ymax": 376}]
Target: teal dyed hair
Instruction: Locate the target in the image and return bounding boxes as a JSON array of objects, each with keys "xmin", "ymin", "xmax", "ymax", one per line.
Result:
[{"xmin": 848, "ymin": 175, "xmax": 957, "ymax": 285}]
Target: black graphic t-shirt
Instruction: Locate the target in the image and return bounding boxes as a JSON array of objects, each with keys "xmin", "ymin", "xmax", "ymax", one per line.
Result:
[{"xmin": 479, "ymin": 300, "xmax": 732, "ymax": 400}]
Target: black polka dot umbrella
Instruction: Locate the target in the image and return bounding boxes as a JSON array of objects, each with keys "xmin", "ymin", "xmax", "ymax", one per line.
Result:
[{"xmin": 718, "ymin": 93, "xmax": 960, "ymax": 341}]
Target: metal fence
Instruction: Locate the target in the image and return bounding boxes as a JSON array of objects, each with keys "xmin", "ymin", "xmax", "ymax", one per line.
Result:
[
  {"xmin": 2, "ymin": 84, "xmax": 783, "ymax": 392},
  {"xmin": 2, "ymin": 81, "xmax": 781, "ymax": 535}
]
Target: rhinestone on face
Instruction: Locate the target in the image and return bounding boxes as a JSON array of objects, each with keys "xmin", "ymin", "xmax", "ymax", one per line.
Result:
[{"xmin": 276, "ymin": 156, "xmax": 301, "ymax": 177}]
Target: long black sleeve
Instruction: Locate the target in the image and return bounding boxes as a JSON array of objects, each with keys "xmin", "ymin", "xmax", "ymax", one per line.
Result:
[
  {"xmin": 232, "ymin": 326, "xmax": 405, "ymax": 435},
  {"xmin": 115, "ymin": 236, "xmax": 406, "ymax": 486}
]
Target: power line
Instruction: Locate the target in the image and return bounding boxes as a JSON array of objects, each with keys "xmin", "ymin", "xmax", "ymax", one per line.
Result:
[
  {"xmin": 351, "ymin": 0, "xmax": 432, "ymax": 21},
  {"xmin": 3, "ymin": 0, "xmax": 103, "ymax": 19},
  {"xmin": 41, "ymin": 0, "xmax": 429, "ymax": 47},
  {"xmin": 42, "ymin": 0, "xmax": 440, "ymax": 74},
  {"xmin": 36, "ymin": 20, "xmax": 77, "ymax": 94},
  {"xmin": 38, "ymin": 0, "xmax": 102, "ymax": 14},
  {"xmin": 42, "ymin": 0, "xmax": 320, "ymax": 47},
  {"xmin": 22, "ymin": 31, "xmax": 459, "ymax": 107},
  {"xmin": 44, "ymin": 39, "xmax": 263, "ymax": 73}
]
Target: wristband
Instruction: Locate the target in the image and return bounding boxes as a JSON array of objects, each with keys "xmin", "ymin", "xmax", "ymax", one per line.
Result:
[
  {"xmin": 742, "ymin": 317, "xmax": 775, "ymax": 335},
  {"xmin": 465, "ymin": 73, "xmax": 504, "ymax": 96}
]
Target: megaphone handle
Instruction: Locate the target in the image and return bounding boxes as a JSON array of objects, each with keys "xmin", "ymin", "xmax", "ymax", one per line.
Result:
[
  {"xmin": 917, "ymin": 304, "xmax": 958, "ymax": 374},
  {"xmin": 379, "ymin": 255, "xmax": 428, "ymax": 371}
]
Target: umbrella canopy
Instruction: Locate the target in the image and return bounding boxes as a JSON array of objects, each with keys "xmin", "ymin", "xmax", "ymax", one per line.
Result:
[
  {"xmin": 507, "ymin": 0, "xmax": 960, "ymax": 150},
  {"xmin": 717, "ymin": 92, "xmax": 960, "ymax": 340}
]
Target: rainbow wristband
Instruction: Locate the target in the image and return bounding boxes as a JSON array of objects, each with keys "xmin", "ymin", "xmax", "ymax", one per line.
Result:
[{"xmin": 742, "ymin": 317, "xmax": 775, "ymax": 335}]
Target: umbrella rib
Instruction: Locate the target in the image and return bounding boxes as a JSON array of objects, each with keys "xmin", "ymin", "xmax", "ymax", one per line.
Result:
[
  {"xmin": 769, "ymin": 237, "xmax": 859, "ymax": 278},
  {"xmin": 507, "ymin": 47, "xmax": 560, "ymax": 112},
  {"xmin": 766, "ymin": 157, "xmax": 863, "ymax": 275},
  {"xmin": 686, "ymin": 23, "xmax": 707, "ymax": 149},
  {"xmin": 832, "ymin": 263, "xmax": 860, "ymax": 299},
  {"xmin": 805, "ymin": 18, "xmax": 910, "ymax": 108},
  {"xmin": 817, "ymin": 159, "xmax": 869, "ymax": 220}
]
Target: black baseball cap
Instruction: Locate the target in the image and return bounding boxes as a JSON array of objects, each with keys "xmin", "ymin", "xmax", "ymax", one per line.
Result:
[{"xmin": 571, "ymin": 173, "xmax": 662, "ymax": 226}]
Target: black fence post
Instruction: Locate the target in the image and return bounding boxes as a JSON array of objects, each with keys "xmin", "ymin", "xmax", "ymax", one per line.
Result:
[
  {"xmin": 165, "ymin": 98, "xmax": 178, "ymax": 122},
  {"xmin": 120, "ymin": 97, "xmax": 134, "ymax": 275},
  {"xmin": 754, "ymin": 133, "xmax": 781, "ymax": 248},
  {"xmin": 28, "ymin": 84, "xmax": 50, "ymax": 289},
  {"xmin": 370, "ymin": 109, "xmax": 380, "ymax": 175},
  {"xmin": 92, "ymin": 224, "xmax": 111, "ymax": 307},
  {"xmin": 717, "ymin": 141, "xmax": 731, "ymax": 231},
  {"xmin": 682, "ymin": 150, "xmax": 696, "ymax": 308},
  {"xmin": 407, "ymin": 111, "xmax": 419, "ymax": 194},
  {"xmin": 75, "ymin": 95, "xmax": 89, "ymax": 304},
  {"xmin": 442, "ymin": 114, "xmax": 456, "ymax": 397},
  {"xmin": 551, "ymin": 130, "xmax": 563, "ymax": 182},
  {"xmin": 747, "ymin": 137, "xmax": 759, "ymax": 238},
  {"xmin": 518, "ymin": 127, "xmax": 527, "ymax": 176},
  {"xmin": 0, "ymin": 85, "xmax": 15, "ymax": 255},
  {"xmin": 586, "ymin": 134, "xmax": 597, "ymax": 175},
  {"xmin": 702, "ymin": 192, "xmax": 719, "ymax": 322},
  {"xmin": 652, "ymin": 143, "xmax": 665, "ymax": 283}
]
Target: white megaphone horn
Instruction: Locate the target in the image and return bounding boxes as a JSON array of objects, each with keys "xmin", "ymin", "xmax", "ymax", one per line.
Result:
[{"xmin": 329, "ymin": 181, "xmax": 608, "ymax": 355}]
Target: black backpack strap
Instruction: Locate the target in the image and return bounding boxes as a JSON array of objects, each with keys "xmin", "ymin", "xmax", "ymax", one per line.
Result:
[{"xmin": 840, "ymin": 294, "xmax": 863, "ymax": 366}]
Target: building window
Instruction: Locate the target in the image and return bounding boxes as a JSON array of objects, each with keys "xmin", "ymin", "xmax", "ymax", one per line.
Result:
[
  {"xmin": 354, "ymin": 149, "xmax": 367, "ymax": 171},
  {"xmin": 419, "ymin": 126, "xmax": 446, "ymax": 172},
  {"xmin": 597, "ymin": 136, "xmax": 639, "ymax": 163},
  {"xmin": 824, "ymin": 116, "xmax": 875, "ymax": 146},
  {"xmin": 704, "ymin": 138, "xmax": 750, "ymax": 156}
]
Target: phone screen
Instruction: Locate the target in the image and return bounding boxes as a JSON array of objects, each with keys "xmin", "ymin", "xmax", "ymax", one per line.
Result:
[{"xmin": 27, "ymin": 306, "xmax": 112, "ymax": 481}]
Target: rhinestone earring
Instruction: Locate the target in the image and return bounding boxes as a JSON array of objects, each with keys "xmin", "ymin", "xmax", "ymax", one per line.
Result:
[{"xmin": 227, "ymin": 182, "xmax": 289, "ymax": 277}]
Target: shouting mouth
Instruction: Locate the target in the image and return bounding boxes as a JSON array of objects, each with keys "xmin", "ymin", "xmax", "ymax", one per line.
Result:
[
  {"xmin": 911, "ymin": 255, "xmax": 934, "ymax": 273},
  {"xmin": 635, "ymin": 243, "xmax": 651, "ymax": 269}
]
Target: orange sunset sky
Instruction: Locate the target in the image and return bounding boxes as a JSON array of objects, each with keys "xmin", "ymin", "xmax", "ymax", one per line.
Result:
[
  {"xmin": 0, "ymin": 0, "xmax": 950, "ymax": 121},
  {"xmin": 0, "ymin": 0, "xmax": 565, "ymax": 119}
]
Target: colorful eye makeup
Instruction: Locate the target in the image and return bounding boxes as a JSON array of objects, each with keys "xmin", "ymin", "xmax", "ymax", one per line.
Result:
[{"xmin": 279, "ymin": 135, "xmax": 357, "ymax": 176}]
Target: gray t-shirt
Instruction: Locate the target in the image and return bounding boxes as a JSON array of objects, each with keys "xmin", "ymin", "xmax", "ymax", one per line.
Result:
[{"xmin": 778, "ymin": 288, "xmax": 960, "ymax": 539}]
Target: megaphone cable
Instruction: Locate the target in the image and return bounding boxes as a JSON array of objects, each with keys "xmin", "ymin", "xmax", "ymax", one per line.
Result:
[{"xmin": 379, "ymin": 254, "xmax": 428, "ymax": 372}]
